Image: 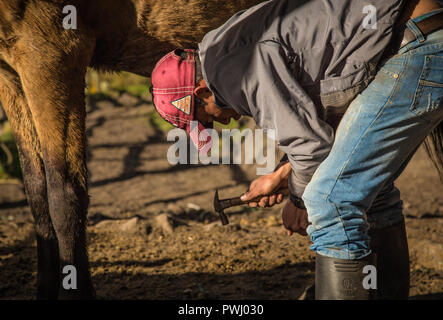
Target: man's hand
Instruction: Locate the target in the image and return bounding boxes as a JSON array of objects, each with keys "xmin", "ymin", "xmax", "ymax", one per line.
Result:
[
  {"xmin": 241, "ymin": 162, "xmax": 291, "ymax": 208},
  {"xmin": 282, "ymin": 198, "xmax": 310, "ymax": 236}
]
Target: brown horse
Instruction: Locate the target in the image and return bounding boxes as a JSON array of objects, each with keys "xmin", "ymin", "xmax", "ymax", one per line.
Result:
[{"xmin": 0, "ymin": 0, "xmax": 263, "ymax": 299}]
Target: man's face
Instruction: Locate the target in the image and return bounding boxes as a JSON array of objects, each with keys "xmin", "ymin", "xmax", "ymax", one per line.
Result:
[
  {"xmin": 194, "ymin": 79, "xmax": 241, "ymax": 126},
  {"xmin": 195, "ymin": 99, "xmax": 241, "ymax": 126}
]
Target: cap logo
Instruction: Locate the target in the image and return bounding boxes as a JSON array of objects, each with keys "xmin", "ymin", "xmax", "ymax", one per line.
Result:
[{"xmin": 171, "ymin": 95, "xmax": 192, "ymax": 115}]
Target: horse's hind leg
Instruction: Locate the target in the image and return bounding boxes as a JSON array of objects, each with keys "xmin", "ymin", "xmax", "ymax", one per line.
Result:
[{"xmin": 0, "ymin": 60, "xmax": 59, "ymax": 299}]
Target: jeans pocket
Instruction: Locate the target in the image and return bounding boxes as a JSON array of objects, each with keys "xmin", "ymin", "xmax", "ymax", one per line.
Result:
[{"xmin": 410, "ymin": 55, "xmax": 443, "ymax": 122}]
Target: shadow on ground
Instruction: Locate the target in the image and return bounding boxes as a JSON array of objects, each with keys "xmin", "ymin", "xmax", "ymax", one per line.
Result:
[{"xmin": 0, "ymin": 227, "xmax": 314, "ymax": 300}]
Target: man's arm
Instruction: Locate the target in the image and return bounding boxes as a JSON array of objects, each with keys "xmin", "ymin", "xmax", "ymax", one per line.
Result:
[
  {"xmin": 248, "ymin": 42, "xmax": 335, "ymax": 198},
  {"xmin": 241, "ymin": 160, "xmax": 291, "ymax": 207}
]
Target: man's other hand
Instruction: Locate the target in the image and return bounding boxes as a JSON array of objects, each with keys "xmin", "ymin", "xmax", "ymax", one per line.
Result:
[{"xmin": 282, "ymin": 198, "xmax": 310, "ymax": 236}]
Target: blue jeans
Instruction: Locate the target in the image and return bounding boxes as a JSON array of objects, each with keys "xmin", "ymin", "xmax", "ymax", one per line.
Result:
[{"xmin": 302, "ymin": 13, "xmax": 443, "ymax": 260}]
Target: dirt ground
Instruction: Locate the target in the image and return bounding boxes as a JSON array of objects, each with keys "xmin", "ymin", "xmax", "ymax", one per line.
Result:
[{"xmin": 0, "ymin": 93, "xmax": 442, "ymax": 300}]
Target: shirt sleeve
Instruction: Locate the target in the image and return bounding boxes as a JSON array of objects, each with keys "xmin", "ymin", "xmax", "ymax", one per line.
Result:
[{"xmin": 248, "ymin": 42, "xmax": 335, "ymax": 197}]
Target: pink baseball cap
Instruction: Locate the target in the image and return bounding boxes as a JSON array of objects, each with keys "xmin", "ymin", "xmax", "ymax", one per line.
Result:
[{"xmin": 150, "ymin": 49, "xmax": 212, "ymax": 153}]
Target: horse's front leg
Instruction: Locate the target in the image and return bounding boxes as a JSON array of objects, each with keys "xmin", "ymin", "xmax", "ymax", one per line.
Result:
[{"xmin": 15, "ymin": 34, "xmax": 95, "ymax": 299}]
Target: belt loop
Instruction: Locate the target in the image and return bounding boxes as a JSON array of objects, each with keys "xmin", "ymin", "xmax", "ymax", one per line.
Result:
[{"xmin": 405, "ymin": 19, "xmax": 426, "ymax": 43}]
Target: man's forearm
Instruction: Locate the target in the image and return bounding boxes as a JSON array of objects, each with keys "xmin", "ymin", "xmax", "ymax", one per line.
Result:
[
  {"xmin": 274, "ymin": 161, "xmax": 291, "ymax": 183},
  {"xmin": 274, "ymin": 154, "xmax": 288, "ymax": 172},
  {"xmin": 275, "ymin": 160, "xmax": 309, "ymax": 209}
]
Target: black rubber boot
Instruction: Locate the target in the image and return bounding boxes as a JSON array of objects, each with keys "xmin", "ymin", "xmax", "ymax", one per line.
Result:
[
  {"xmin": 315, "ymin": 253, "xmax": 377, "ymax": 300},
  {"xmin": 369, "ymin": 220, "xmax": 410, "ymax": 299}
]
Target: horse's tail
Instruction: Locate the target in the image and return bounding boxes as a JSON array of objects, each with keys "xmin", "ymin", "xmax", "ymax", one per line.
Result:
[{"xmin": 423, "ymin": 120, "xmax": 443, "ymax": 181}]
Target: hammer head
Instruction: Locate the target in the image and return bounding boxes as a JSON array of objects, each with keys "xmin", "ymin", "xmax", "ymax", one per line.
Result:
[{"xmin": 213, "ymin": 189, "xmax": 229, "ymax": 225}]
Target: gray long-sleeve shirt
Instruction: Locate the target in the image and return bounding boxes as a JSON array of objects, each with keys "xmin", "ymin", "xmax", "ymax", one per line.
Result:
[{"xmin": 198, "ymin": 0, "xmax": 404, "ymax": 197}]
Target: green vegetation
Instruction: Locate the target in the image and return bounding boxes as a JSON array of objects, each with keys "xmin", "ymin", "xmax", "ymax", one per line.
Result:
[
  {"xmin": 0, "ymin": 122, "xmax": 22, "ymax": 180},
  {"xmin": 85, "ymin": 70, "xmax": 151, "ymax": 99},
  {"xmin": 84, "ymin": 70, "xmax": 254, "ymax": 135},
  {"xmin": 148, "ymin": 109, "xmax": 175, "ymax": 132}
]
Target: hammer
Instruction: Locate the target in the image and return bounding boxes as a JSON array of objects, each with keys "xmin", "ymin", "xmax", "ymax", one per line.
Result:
[{"xmin": 213, "ymin": 188, "xmax": 290, "ymax": 225}]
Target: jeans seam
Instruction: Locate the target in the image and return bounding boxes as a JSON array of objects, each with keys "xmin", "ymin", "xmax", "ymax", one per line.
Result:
[
  {"xmin": 332, "ymin": 202, "xmax": 351, "ymax": 259},
  {"xmin": 410, "ymin": 55, "xmax": 429, "ymax": 116},
  {"xmin": 378, "ymin": 67, "xmax": 397, "ymax": 77},
  {"xmin": 324, "ymin": 54, "xmax": 409, "ymax": 201},
  {"xmin": 320, "ymin": 54, "xmax": 409, "ymax": 254},
  {"xmin": 410, "ymin": 55, "xmax": 443, "ymax": 123}
]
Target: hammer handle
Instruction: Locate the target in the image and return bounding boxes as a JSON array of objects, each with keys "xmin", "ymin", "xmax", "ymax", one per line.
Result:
[
  {"xmin": 230, "ymin": 187, "xmax": 291, "ymax": 207},
  {"xmin": 216, "ymin": 188, "xmax": 291, "ymax": 225}
]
